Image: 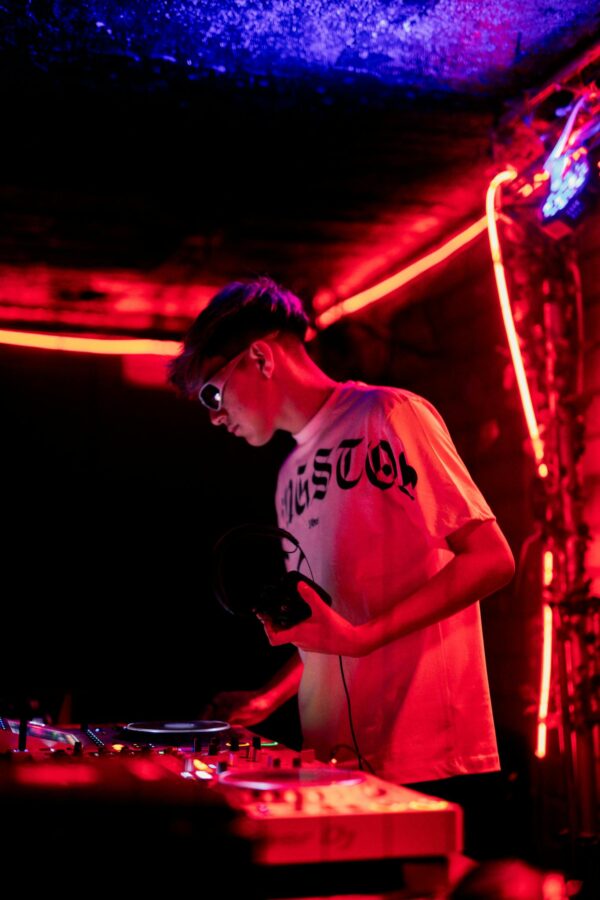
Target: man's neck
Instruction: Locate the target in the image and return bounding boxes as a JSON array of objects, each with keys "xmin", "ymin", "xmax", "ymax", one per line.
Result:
[{"xmin": 276, "ymin": 355, "xmax": 339, "ymax": 435}]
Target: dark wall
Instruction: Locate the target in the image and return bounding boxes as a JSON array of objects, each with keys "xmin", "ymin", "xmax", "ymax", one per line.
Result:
[{"xmin": 1, "ymin": 342, "xmax": 297, "ymax": 732}]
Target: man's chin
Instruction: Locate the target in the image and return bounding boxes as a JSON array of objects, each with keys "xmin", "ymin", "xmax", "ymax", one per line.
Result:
[{"xmin": 244, "ymin": 430, "xmax": 272, "ymax": 447}]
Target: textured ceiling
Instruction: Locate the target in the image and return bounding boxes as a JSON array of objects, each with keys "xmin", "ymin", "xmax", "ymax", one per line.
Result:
[{"xmin": 4, "ymin": 1, "xmax": 599, "ymax": 96}]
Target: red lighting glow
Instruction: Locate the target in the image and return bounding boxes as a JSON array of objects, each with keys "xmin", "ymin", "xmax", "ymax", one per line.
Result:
[
  {"xmin": 314, "ymin": 216, "xmax": 488, "ymax": 330},
  {"xmin": 486, "ymin": 171, "xmax": 547, "ymax": 474},
  {"xmin": 129, "ymin": 760, "xmax": 165, "ymax": 782},
  {"xmin": 536, "ymin": 550, "xmax": 556, "ymax": 759},
  {"xmin": 536, "ymin": 602, "xmax": 554, "ymax": 759},
  {"xmin": 16, "ymin": 764, "xmax": 99, "ymax": 786},
  {"xmin": 0, "ymin": 329, "xmax": 179, "ymax": 357},
  {"xmin": 543, "ymin": 549, "xmax": 554, "ymax": 587}
]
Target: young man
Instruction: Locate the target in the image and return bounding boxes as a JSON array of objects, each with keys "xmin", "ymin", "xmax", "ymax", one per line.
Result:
[{"xmin": 169, "ymin": 277, "xmax": 515, "ymax": 788}]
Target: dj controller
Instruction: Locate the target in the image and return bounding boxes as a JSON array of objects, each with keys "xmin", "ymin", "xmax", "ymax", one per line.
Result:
[{"xmin": 0, "ymin": 716, "xmax": 462, "ymax": 897}]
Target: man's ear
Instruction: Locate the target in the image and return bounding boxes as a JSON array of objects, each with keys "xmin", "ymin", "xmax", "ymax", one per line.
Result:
[{"xmin": 248, "ymin": 339, "xmax": 275, "ymax": 378}]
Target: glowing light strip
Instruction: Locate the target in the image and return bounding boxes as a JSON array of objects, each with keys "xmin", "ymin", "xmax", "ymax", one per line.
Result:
[
  {"xmin": 543, "ymin": 548, "xmax": 554, "ymax": 588},
  {"xmin": 486, "ymin": 171, "xmax": 547, "ymax": 477},
  {"xmin": 536, "ymin": 601, "xmax": 554, "ymax": 759},
  {"xmin": 536, "ymin": 549, "xmax": 555, "ymax": 759},
  {"xmin": 0, "ymin": 329, "xmax": 180, "ymax": 357},
  {"xmin": 314, "ymin": 216, "xmax": 488, "ymax": 330}
]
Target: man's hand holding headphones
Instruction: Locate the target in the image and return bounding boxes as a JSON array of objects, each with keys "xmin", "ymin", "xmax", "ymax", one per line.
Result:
[{"xmin": 260, "ymin": 580, "xmax": 366, "ymax": 657}]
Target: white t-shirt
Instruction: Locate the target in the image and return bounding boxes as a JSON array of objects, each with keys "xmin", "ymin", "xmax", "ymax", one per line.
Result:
[{"xmin": 275, "ymin": 381, "xmax": 500, "ymax": 784}]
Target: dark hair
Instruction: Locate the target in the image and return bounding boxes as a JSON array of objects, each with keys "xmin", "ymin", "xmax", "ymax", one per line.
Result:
[{"xmin": 168, "ymin": 277, "xmax": 311, "ymax": 396}]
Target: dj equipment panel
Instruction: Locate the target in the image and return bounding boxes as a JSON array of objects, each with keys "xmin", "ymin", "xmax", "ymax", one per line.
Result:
[{"xmin": 0, "ymin": 717, "xmax": 462, "ymax": 897}]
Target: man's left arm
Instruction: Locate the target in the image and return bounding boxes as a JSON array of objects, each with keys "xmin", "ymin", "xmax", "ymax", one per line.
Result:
[
  {"xmin": 264, "ymin": 518, "xmax": 514, "ymax": 657},
  {"xmin": 358, "ymin": 517, "xmax": 514, "ymax": 654}
]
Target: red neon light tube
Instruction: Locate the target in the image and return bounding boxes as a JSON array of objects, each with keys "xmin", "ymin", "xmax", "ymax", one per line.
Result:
[
  {"xmin": 0, "ymin": 329, "xmax": 180, "ymax": 357},
  {"xmin": 485, "ymin": 171, "xmax": 547, "ymax": 477},
  {"xmin": 536, "ymin": 550, "xmax": 555, "ymax": 758},
  {"xmin": 314, "ymin": 216, "xmax": 488, "ymax": 330},
  {"xmin": 536, "ymin": 602, "xmax": 554, "ymax": 758}
]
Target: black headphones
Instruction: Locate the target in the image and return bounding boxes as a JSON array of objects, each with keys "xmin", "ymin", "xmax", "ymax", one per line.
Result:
[{"xmin": 212, "ymin": 523, "xmax": 332, "ymax": 630}]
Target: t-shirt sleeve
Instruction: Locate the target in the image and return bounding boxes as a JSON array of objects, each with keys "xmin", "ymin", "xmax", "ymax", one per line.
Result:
[{"xmin": 383, "ymin": 394, "xmax": 496, "ymax": 546}]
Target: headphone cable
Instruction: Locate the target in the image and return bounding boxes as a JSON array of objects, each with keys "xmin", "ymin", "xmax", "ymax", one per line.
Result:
[
  {"xmin": 302, "ymin": 549, "xmax": 375, "ymax": 776},
  {"xmin": 337, "ymin": 655, "xmax": 376, "ymax": 775}
]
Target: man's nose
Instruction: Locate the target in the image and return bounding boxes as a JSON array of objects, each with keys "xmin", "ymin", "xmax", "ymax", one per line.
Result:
[{"xmin": 209, "ymin": 407, "xmax": 227, "ymax": 426}]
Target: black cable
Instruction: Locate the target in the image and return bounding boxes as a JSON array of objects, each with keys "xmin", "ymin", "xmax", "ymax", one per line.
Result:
[
  {"xmin": 300, "ymin": 548, "xmax": 375, "ymax": 775},
  {"xmin": 298, "ymin": 547, "xmax": 374, "ymax": 773},
  {"xmin": 337, "ymin": 656, "xmax": 376, "ymax": 775}
]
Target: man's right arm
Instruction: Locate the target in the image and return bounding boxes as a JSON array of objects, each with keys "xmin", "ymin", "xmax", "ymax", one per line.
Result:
[{"xmin": 202, "ymin": 652, "xmax": 303, "ymax": 727}]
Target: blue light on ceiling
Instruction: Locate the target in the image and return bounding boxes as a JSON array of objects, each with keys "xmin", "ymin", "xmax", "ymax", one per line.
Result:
[{"xmin": 23, "ymin": 1, "xmax": 600, "ymax": 95}]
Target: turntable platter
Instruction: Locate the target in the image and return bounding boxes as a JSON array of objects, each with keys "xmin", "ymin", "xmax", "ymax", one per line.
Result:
[
  {"xmin": 218, "ymin": 768, "xmax": 365, "ymax": 790},
  {"xmin": 121, "ymin": 720, "xmax": 230, "ymax": 743}
]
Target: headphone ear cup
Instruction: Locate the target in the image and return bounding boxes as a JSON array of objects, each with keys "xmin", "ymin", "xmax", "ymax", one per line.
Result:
[
  {"xmin": 273, "ymin": 571, "xmax": 312, "ymax": 627},
  {"xmin": 212, "ymin": 522, "xmax": 319, "ymax": 623},
  {"xmin": 285, "ymin": 572, "xmax": 333, "ymax": 607}
]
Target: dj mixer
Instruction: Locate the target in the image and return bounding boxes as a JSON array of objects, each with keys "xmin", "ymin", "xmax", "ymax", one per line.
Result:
[{"xmin": 0, "ymin": 716, "xmax": 462, "ymax": 897}]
